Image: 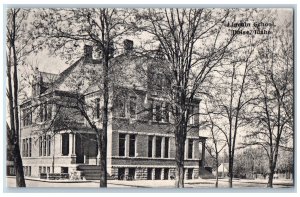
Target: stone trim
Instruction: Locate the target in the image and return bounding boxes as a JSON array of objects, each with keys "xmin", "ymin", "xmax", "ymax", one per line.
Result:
[
  {"xmin": 114, "ymin": 130, "xmax": 199, "ymax": 139},
  {"xmin": 112, "ymin": 165, "xmax": 199, "ymax": 168},
  {"xmin": 110, "ymin": 156, "xmax": 199, "ymax": 162}
]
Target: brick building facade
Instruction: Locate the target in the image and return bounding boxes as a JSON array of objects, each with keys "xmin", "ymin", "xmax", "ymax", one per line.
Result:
[{"xmin": 19, "ymin": 40, "xmax": 204, "ymax": 180}]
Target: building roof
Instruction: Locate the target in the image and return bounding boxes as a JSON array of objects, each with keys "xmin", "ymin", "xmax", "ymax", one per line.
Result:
[
  {"xmin": 53, "ymin": 57, "xmax": 84, "ymax": 87},
  {"xmin": 47, "ymin": 51, "xmax": 159, "ymax": 95}
]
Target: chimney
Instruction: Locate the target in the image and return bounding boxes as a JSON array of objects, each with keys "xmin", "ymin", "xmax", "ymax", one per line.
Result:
[
  {"xmin": 84, "ymin": 45, "xmax": 93, "ymax": 59},
  {"xmin": 123, "ymin": 39, "xmax": 133, "ymax": 52}
]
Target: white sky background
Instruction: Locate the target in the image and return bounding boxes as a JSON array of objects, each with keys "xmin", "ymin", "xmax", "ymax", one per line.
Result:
[
  {"xmin": 0, "ymin": 0, "xmax": 299, "ymax": 197},
  {"xmin": 23, "ymin": 8, "xmax": 293, "ymax": 76}
]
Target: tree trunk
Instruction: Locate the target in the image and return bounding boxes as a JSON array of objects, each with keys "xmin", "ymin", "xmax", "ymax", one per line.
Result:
[
  {"xmin": 7, "ymin": 45, "xmax": 26, "ymax": 187},
  {"xmin": 174, "ymin": 129, "xmax": 186, "ymax": 188},
  {"xmin": 13, "ymin": 143, "xmax": 26, "ymax": 187},
  {"xmin": 267, "ymin": 156, "xmax": 277, "ymax": 188},
  {"xmin": 228, "ymin": 157, "xmax": 233, "ymax": 188},
  {"xmin": 267, "ymin": 171, "xmax": 274, "ymax": 188},
  {"xmin": 99, "ymin": 133, "xmax": 107, "ymax": 187},
  {"xmin": 99, "ymin": 52, "xmax": 109, "ymax": 188},
  {"xmin": 13, "ymin": 41, "xmax": 26, "ymax": 188},
  {"xmin": 216, "ymin": 173, "xmax": 219, "ymax": 188},
  {"xmin": 215, "ymin": 155, "xmax": 219, "ymax": 188}
]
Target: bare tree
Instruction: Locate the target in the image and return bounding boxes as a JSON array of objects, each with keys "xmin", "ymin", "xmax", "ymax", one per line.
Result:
[
  {"xmin": 137, "ymin": 8, "xmax": 239, "ymax": 187},
  {"xmin": 203, "ymin": 101, "xmax": 226, "ymax": 187},
  {"xmin": 244, "ymin": 20, "xmax": 293, "ymax": 188},
  {"xmin": 33, "ymin": 8, "xmax": 136, "ymax": 187},
  {"xmin": 6, "ymin": 8, "xmax": 41, "ymax": 187},
  {"xmin": 206, "ymin": 31, "xmax": 260, "ymax": 186}
]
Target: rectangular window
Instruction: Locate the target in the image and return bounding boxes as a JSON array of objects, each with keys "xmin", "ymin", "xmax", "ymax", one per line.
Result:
[
  {"xmin": 61, "ymin": 167, "xmax": 68, "ymax": 173},
  {"xmin": 164, "ymin": 137, "xmax": 169, "ymax": 158},
  {"xmin": 29, "ymin": 108, "xmax": 32, "ymax": 124},
  {"xmin": 25, "ymin": 139, "xmax": 28, "ymax": 157},
  {"xmin": 47, "ymin": 167, "xmax": 50, "ymax": 173},
  {"xmin": 187, "ymin": 168, "xmax": 193, "ymax": 179},
  {"xmin": 155, "ymin": 136, "xmax": 162, "ymax": 158},
  {"xmin": 163, "ymin": 103, "xmax": 169, "ymax": 122},
  {"xmin": 128, "ymin": 168, "xmax": 135, "ymax": 180},
  {"xmin": 23, "ymin": 110, "xmax": 26, "ymax": 126},
  {"xmin": 47, "ymin": 104, "xmax": 52, "ymax": 120},
  {"xmin": 44, "ymin": 103, "xmax": 48, "ymax": 121},
  {"xmin": 22, "ymin": 139, "xmax": 25, "ymax": 157},
  {"xmin": 155, "ymin": 73, "xmax": 163, "ymax": 90},
  {"xmin": 96, "ymin": 98, "xmax": 100, "ymax": 119},
  {"xmin": 189, "ymin": 105, "xmax": 196, "ymax": 125},
  {"xmin": 22, "ymin": 110, "xmax": 26, "ymax": 126},
  {"xmin": 40, "ymin": 102, "xmax": 51, "ymax": 122},
  {"xmin": 39, "ymin": 136, "xmax": 42, "ymax": 156},
  {"xmin": 151, "ymin": 100, "xmax": 155, "ymax": 121},
  {"xmin": 147, "ymin": 168, "xmax": 153, "ymax": 180},
  {"xmin": 43, "ymin": 135, "xmax": 46, "ymax": 156},
  {"xmin": 129, "ymin": 134, "xmax": 136, "ymax": 157},
  {"xmin": 22, "ymin": 108, "xmax": 32, "ymax": 126},
  {"xmin": 129, "ymin": 96, "xmax": 137, "ymax": 119},
  {"xmin": 29, "ymin": 138, "xmax": 32, "ymax": 157},
  {"xmin": 28, "ymin": 166, "xmax": 31, "ymax": 176},
  {"xmin": 155, "ymin": 168, "xmax": 162, "ymax": 180},
  {"xmin": 115, "ymin": 92, "xmax": 126, "ymax": 117},
  {"xmin": 164, "ymin": 168, "xmax": 169, "ymax": 180},
  {"xmin": 148, "ymin": 136, "xmax": 153, "ymax": 157},
  {"xmin": 188, "ymin": 139, "xmax": 193, "ymax": 159},
  {"xmin": 118, "ymin": 168, "xmax": 125, "ymax": 180},
  {"xmin": 47, "ymin": 135, "xmax": 51, "ymax": 156},
  {"xmin": 40, "ymin": 104, "xmax": 44, "ymax": 122},
  {"xmin": 119, "ymin": 134, "xmax": 126, "ymax": 156},
  {"xmin": 155, "ymin": 104, "xmax": 161, "ymax": 122},
  {"xmin": 61, "ymin": 133, "xmax": 69, "ymax": 156},
  {"xmin": 27, "ymin": 139, "xmax": 29, "ymax": 157}
]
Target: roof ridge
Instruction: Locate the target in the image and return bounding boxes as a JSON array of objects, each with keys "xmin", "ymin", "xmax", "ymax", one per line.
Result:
[{"xmin": 54, "ymin": 57, "xmax": 84, "ymax": 85}]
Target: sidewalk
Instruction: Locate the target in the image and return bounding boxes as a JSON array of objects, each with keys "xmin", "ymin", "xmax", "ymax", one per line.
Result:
[
  {"xmin": 7, "ymin": 176, "xmax": 92, "ymax": 183},
  {"xmin": 189, "ymin": 178, "xmax": 293, "ymax": 186},
  {"xmin": 6, "ymin": 176, "xmax": 293, "ymax": 188}
]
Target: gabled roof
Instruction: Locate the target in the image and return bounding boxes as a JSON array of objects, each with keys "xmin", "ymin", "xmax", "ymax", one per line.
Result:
[
  {"xmin": 54, "ymin": 57, "xmax": 84, "ymax": 87},
  {"xmin": 43, "ymin": 51, "xmax": 166, "ymax": 95}
]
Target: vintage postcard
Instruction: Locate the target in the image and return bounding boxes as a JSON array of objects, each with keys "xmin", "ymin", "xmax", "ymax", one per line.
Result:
[{"xmin": 5, "ymin": 5, "xmax": 294, "ymax": 190}]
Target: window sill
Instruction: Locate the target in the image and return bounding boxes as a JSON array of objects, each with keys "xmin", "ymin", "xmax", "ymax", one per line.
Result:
[
  {"xmin": 113, "ymin": 117, "xmax": 172, "ymax": 125},
  {"xmin": 112, "ymin": 156, "xmax": 175, "ymax": 160}
]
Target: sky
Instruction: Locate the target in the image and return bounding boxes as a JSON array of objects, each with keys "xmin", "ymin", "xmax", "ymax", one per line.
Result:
[{"xmin": 25, "ymin": 8, "xmax": 293, "ymax": 76}]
